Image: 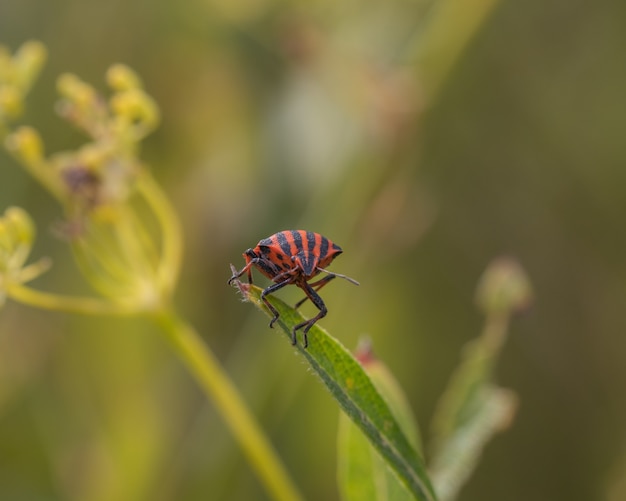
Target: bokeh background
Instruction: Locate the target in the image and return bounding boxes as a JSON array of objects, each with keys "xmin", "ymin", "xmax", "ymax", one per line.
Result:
[{"xmin": 1, "ymin": 0, "xmax": 626, "ymax": 500}]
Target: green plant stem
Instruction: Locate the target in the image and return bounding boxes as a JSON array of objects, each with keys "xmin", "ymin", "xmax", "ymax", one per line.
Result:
[
  {"xmin": 7, "ymin": 284, "xmax": 302, "ymax": 500},
  {"xmin": 482, "ymin": 312, "xmax": 510, "ymax": 353},
  {"xmin": 7, "ymin": 283, "xmax": 139, "ymax": 315},
  {"xmin": 152, "ymin": 307, "xmax": 304, "ymax": 501}
]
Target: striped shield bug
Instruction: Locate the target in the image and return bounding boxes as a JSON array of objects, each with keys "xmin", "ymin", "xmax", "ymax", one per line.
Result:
[{"xmin": 228, "ymin": 230, "xmax": 359, "ymax": 348}]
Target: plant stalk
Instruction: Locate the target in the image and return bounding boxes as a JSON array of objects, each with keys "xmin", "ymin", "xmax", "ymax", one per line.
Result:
[{"xmin": 153, "ymin": 307, "xmax": 304, "ymax": 501}]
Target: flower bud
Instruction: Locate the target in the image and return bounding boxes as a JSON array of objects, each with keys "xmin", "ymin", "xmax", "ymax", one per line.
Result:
[{"xmin": 475, "ymin": 257, "xmax": 533, "ymax": 316}]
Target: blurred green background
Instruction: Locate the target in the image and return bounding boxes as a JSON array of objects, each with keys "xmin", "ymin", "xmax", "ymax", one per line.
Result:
[{"xmin": 1, "ymin": 0, "xmax": 626, "ymax": 500}]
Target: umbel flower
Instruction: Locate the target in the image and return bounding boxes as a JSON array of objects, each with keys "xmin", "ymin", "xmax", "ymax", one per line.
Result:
[{"xmin": 3, "ymin": 55, "xmax": 180, "ymax": 314}]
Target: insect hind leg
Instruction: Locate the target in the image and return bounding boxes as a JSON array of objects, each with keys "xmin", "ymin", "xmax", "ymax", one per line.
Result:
[
  {"xmin": 294, "ymin": 274, "xmax": 336, "ymax": 309},
  {"xmin": 294, "ymin": 267, "xmax": 359, "ymax": 309}
]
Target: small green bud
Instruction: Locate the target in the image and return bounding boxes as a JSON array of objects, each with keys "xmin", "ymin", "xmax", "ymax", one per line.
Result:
[
  {"xmin": 4, "ymin": 206, "xmax": 35, "ymax": 246},
  {"xmin": 0, "ymin": 85, "xmax": 22, "ymax": 119},
  {"xmin": 14, "ymin": 40, "xmax": 47, "ymax": 89},
  {"xmin": 110, "ymin": 88, "xmax": 160, "ymax": 134},
  {"xmin": 106, "ymin": 64, "xmax": 142, "ymax": 91},
  {"xmin": 0, "ymin": 207, "xmax": 35, "ymax": 272},
  {"xmin": 475, "ymin": 257, "xmax": 533, "ymax": 315},
  {"xmin": 4, "ymin": 126, "xmax": 45, "ymax": 165},
  {"xmin": 57, "ymin": 73, "xmax": 97, "ymax": 109},
  {"xmin": 0, "ymin": 41, "xmax": 46, "ymax": 126}
]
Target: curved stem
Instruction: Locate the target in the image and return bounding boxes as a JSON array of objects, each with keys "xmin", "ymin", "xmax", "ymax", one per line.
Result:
[
  {"xmin": 7, "ymin": 283, "xmax": 139, "ymax": 315},
  {"xmin": 9, "ymin": 283, "xmax": 304, "ymax": 500},
  {"xmin": 153, "ymin": 308, "xmax": 304, "ymax": 501},
  {"xmin": 137, "ymin": 173, "xmax": 183, "ymax": 295}
]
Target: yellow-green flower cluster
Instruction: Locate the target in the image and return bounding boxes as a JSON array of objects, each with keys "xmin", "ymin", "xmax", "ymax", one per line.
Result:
[
  {"xmin": 0, "ymin": 41, "xmax": 46, "ymax": 133},
  {"xmin": 6, "ymin": 64, "xmax": 159, "ymax": 218},
  {"xmin": 0, "ymin": 207, "xmax": 50, "ymax": 307},
  {"xmin": 2, "ymin": 51, "xmax": 178, "ymax": 315}
]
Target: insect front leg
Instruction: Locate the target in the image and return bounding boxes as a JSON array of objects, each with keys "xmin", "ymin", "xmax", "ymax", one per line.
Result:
[
  {"xmin": 228, "ymin": 249, "xmax": 263, "ymax": 285},
  {"xmin": 228, "ymin": 260, "xmax": 254, "ymax": 285},
  {"xmin": 260, "ymin": 280, "xmax": 291, "ymax": 328}
]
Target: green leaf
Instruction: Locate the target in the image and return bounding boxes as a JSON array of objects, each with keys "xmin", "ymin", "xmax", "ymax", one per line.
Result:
[
  {"xmin": 338, "ymin": 410, "xmax": 414, "ymax": 501},
  {"xmin": 429, "ymin": 385, "xmax": 517, "ymax": 501},
  {"xmin": 337, "ymin": 341, "xmax": 422, "ymax": 501},
  {"xmin": 428, "ymin": 258, "xmax": 530, "ymax": 501},
  {"xmin": 357, "ymin": 342, "xmax": 422, "ymax": 453},
  {"xmin": 232, "ymin": 280, "xmax": 437, "ymax": 501}
]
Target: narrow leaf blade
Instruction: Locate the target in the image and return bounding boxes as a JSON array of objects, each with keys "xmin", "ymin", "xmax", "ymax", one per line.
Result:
[
  {"xmin": 338, "ymin": 341, "xmax": 421, "ymax": 501},
  {"xmin": 234, "ymin": 280, "xmax": 437, "ymax": 501}
]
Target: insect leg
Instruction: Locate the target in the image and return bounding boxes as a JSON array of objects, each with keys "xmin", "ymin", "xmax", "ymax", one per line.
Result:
[
  {"xmin": 261, "ymin": 280, "xmax": 291, "ymax": 328},
  {"xmin": 227, "ymin": 261, "xmax": 254, "ymax": 285},
  {"xmin": 294, "ymin": 274, "xmax": 336, "ymax": 309},
  {"xmin": 292, "ymin": 282, "xmax": 327, "ymax": 348},
  {"xmin": 295, "ymin": 267, "xmax": 358, "ymax": 308}
]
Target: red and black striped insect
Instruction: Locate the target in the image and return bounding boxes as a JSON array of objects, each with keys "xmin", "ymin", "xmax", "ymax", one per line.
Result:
[{"xmin": 228, "ymin": 230, "xmax": 359, "ymax": 348}]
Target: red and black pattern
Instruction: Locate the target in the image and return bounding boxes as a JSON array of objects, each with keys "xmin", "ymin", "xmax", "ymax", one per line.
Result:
[{"xmin": 228, "ymin": 230, "xmax": 358, "ymax": 347}]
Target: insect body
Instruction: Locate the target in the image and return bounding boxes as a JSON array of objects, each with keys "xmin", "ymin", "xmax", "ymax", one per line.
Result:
[{"xmin": 228, "ymin": 230, "xmax": 359, "ymax": 348}]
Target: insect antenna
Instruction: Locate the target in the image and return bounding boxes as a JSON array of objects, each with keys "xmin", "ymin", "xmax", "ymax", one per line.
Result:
[{"xmin": 316, "ymin": 267, "xmax": 360, "ymax": 286}]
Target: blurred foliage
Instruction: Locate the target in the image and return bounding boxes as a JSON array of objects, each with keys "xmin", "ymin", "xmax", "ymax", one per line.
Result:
[
  {"xmin": 1, "ymin": 41, "xmax": 302, "ymax": 501},
  {"xmin": 428, "ymin": 258, "xmax": 531, "ymax": 501},
  {"xmin": 1, "ymin": 0, "xmax": 626, "ymax": 500}
]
